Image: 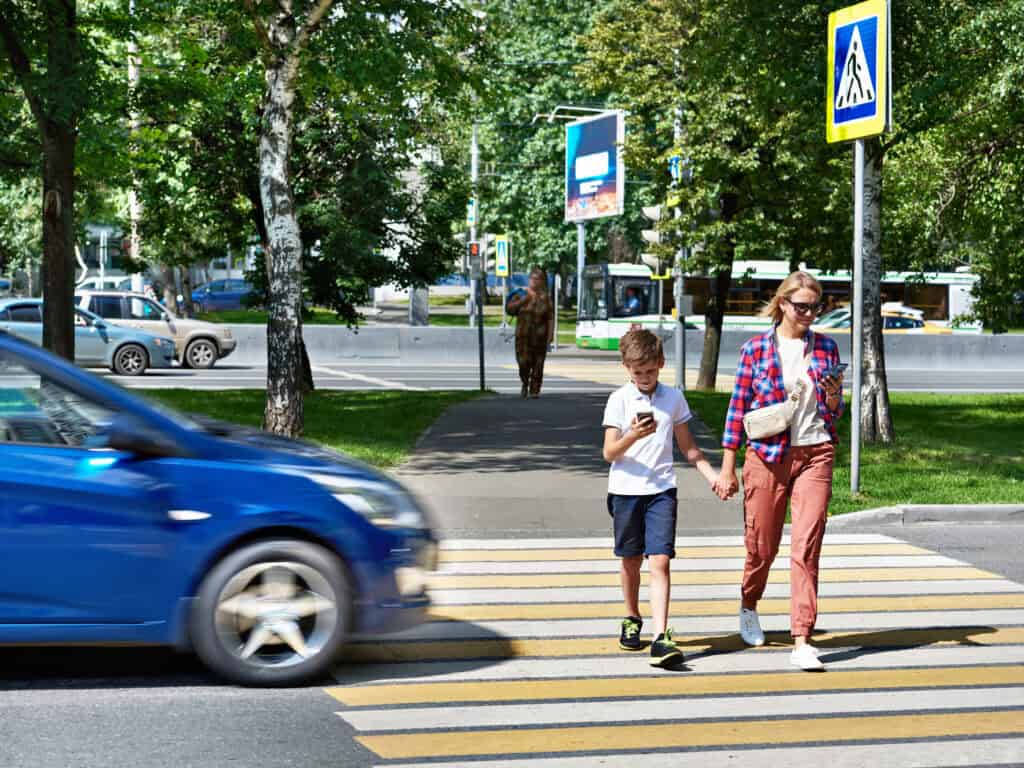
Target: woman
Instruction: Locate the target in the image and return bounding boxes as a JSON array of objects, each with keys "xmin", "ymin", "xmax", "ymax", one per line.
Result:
[
  {"xmin": 713, "ymin": 271, "xmax": 845, "ymax": 671},
  {"xmin": 507, "ymin": 267, "xmax": 554, "ymax": 398}
]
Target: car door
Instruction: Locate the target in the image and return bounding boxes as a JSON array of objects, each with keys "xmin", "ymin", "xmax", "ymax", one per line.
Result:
[
  {"xmin": 74, "ymin": 309, "xmax": 111, "ymax": 364},
  {"xmin": 0, "ymin": 350, "xmax": 174, "ymax": 624},
  {"xmin": 124, "ymin": 295, "xmax": 177, "ymax": 341},
  {"xmin": 3, "ymin": 303, "xmax": 43, "ymax": 346}
]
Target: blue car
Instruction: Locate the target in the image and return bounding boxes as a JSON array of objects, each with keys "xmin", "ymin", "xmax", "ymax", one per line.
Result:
[
  {"xmin": 0, "ymin": 331, "xmax": 437, "ymax": 685},
  {"xmin": 192, "ymin": 279, "xmax": 256, "ymax": 313},
  {"xmin": 0, "ymin": 298, "xmax": 174, "ymax": 376}
]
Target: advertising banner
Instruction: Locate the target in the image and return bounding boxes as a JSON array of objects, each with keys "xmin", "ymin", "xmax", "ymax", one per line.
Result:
[{"xmin": 564, "ymin": 111, "xmax": 624, "ymax": 222}]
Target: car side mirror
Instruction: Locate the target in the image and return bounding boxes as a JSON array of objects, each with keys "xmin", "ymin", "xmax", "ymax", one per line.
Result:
[
  {"xmin": 104, "ymin": 414, "xmax": 181, "ymax": 459},
  {"xmin": 160, "ymin": 311, "xmax": 170, "ymax": 321},
  {"xmin": 94, "ymin": 320, "xmax": 107, "ymax": 330}
]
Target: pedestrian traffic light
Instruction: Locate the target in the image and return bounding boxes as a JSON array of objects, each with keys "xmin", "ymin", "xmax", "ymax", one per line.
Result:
[{"xmin": 466, "ymin": 240, "xmax": 483, "ymax": 276}]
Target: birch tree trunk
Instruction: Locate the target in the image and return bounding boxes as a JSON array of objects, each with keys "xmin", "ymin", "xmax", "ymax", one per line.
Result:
[
  {"xmin": 859, "ymin": 137, "xmax": 894, "ymax": 443},
  {"xmin": 259, "ymin": 20, "xmax": 304, "ymax": 436}
]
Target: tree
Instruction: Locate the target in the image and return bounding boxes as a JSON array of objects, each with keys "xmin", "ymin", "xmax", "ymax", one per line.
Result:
[{"xmin": 0, "ymin": 0, "xmax": 99, "ymax": 358}]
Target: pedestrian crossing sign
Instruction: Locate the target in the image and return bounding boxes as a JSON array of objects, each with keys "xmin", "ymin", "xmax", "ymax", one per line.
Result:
[
  {"xmin": 827, "ymin": 0, "xmax": 891, "ymax": 143},
  {"xmin": 494, "ymin": 234, "xmax": 510, "ymax": 277}
]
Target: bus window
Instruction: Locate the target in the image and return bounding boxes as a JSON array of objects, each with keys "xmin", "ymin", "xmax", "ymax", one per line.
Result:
[
  {"xmin": 580, "ymin": 275, "xmax": 607, "ymax": 320},
  {"xmin": 612, "ymin": 281, "xmax": 650, "ymax": 317}
]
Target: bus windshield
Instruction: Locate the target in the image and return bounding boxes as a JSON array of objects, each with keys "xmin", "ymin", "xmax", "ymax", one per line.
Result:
[{"xmin": 580, "ymin": 274, "xmax": 607, "ymax": 320}]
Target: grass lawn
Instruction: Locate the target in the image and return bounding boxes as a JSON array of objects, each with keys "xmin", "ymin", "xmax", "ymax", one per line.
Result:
[
  {"xmin": 142, "ymin": 389, "xmax": 481, "ymax": 468},
  {"xmin": 196, "ymin": 307, "xmax": 349, "ymax": 325},
  {"xmin": 684, "ymin": 391, "xmax": 1024, "ymax": 516}
]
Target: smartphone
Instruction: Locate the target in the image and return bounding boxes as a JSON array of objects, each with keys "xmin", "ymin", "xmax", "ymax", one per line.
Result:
[
  {"xmin": 636, "ymin": 411, "xmax": 655, "ymax": 427},
  {"xmin": 824, "ymin": 362, "xmax": 849, "ymax": 379}
]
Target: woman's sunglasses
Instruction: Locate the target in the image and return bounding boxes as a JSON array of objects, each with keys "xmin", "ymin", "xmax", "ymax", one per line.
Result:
[{"xmin": 785, "ymin": 298, "xmax": 824, "ymax": 315}]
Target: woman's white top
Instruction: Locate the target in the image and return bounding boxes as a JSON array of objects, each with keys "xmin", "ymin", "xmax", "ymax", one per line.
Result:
[{"xmin": 777, "ymin": 334, "xmax": 831, "ymax": 447}]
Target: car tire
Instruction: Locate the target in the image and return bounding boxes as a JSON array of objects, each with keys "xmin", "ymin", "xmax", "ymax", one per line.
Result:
[
  {"xmin": 112, "ymin": 343, "xmax": 149, "ymax": 376},
  {"xmin": 184, "ymin": 338, "xmax": 218, "ymax": 369},
  {"xmin": 191, "ymin": 540, "xmax": 350, "ymax": 687}
]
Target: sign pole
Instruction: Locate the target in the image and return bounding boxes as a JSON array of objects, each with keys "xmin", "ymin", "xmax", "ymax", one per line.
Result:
[
  {"xmin": 851, "ymin": 138, "xmax": 864, "ymax": 494},
  {"xmin": 469, "ymin": 124, "xmax": 478, "ymax": 329},
  {"xmin": 576, "ymin": 222, "xmax": 585, "ymax": 321},
  {"xmin": 674, "ymin": 265, "xmax": 684, "ymax": 390}
]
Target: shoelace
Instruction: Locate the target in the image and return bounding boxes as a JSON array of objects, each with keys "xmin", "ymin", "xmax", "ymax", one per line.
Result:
[
  {"xmin": 622, "ymin": 620, "xmax": 640, "ymax": 639},
  {"xmin": 660, "ymin": 628, "xmax": 676, "ymax": 647}
]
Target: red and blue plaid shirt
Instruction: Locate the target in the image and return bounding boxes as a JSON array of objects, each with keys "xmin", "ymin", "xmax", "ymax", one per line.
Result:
[{"xmin": 722, "ymin": 328, "xmax": 844, "ymax": 463}]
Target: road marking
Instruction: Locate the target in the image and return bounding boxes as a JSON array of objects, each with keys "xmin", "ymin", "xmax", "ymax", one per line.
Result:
[
  {"xmin": 330, "ymin": 664, "xmax": 1024, "ymax": 707},
  {"xmin": 343, "ymin": 626, "xmax": 1024, "ymax": 663},
  {"xmin": 357, "ymin": 709, "xmax": 1024, "ymax": 759},
  {"xmin": 427, "ymin": 566, "xmax": 1000, "ymax": 589},
  {"xmin": 311, "ymin": 365, "xmax": 425, "ymax": 391},
  {"xmin": 439, "ymin": 543, "xmax": 930, "ymax": 561},
  {"xmin": 438, "ymin": 534, "xmax": 900, "ymax": 548},
  {"xmin": 427, "ymin": 593, "xmax": 1024, "ymax": 622}
]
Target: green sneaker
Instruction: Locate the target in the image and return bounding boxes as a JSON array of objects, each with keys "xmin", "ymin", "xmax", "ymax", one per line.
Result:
[
  {"xmin": 649, "ymin": 628, "xmax": 684, "ymax": 668},
  {"xmin": 619, "ymin": 616, "xmax": 643, "ymax": 651}
]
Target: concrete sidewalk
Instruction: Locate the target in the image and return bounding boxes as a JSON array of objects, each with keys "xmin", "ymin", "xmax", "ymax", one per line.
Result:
[{"xmin": 394, "ymin": 392, "xmax": 742, "ymax": 538}]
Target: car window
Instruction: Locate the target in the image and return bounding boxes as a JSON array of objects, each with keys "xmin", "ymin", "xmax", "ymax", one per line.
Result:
[
  {"xmin": 8, "ymin": 305, "xmax": 42, "ymax": 323},
  {"xmin": 0, "ymin": 353, "xmax": 115, "ymax": 447},
  {"xmin": 208, "ymin": 281, "xmax": 226, "ymax": 293},
  {"xmin": 229, "ymin": 280, "xmax": 251, "ymax": 291},
  {"xmin": 0, "ymin": 308, "xmax": 8, "ymax": 321},
  {"xmin": 91, "ymin": 296, "xmax": 125, "ymax": 319},
  {"xmin": 127, "ymin": 297, "xmax": 164, "ymax": 320}
]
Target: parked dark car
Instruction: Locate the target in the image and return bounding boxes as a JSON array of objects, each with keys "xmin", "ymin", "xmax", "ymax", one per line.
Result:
[
  {"xmin": 0, "ymin": 331, "xmax": 437, "ymax": 685},
  {"xmin": 191, "ymin": 279, "xmax": 256, "ymax": 313}
]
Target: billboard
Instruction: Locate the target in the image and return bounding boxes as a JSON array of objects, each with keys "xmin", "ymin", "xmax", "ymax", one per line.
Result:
[{"xmin": 564, "ymin": 111, "xmax": 624, "ymax": 222}]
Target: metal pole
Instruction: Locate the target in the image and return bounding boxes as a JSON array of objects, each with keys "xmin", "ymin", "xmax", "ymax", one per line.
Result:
[
  {"xmin": 851, "ymin": 139, "xmax": 864, "ymax": 494},
  {"xmin": 501, "ymin": 275, "xmax": 507, "ymax": 328},
  {"xmin": 553, "ymin": 274, "xmax": 560, "ymax": 351},
  {"xmin": 128, "ymin": 0, "xmax": 143, "ymax": 293},
  {"xmin": 674, "ymin": 265, "xmax": 684, "ymax": 390},
  {"xmin": 469, "ymin": 124, "xmax": 479, "ymax": 328},
  {"xmin": 576, "ymin": 222, "xmax": 585, "ymax": 321},
  {"xmin": 477, "ymin": 272, "xmax": 485, "ymax": 391}
]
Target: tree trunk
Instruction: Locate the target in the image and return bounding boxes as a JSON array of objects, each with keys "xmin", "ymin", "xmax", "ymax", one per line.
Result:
[
  {"xmin": 180, "ymin": 270, "xmax": 195, "ymax": 318},
  {"xmin": 40, "ymin": 122, "xmax": 76, "ymax": 360},
  {"xmin": 161, "ymin": 264, "xmax": 179, "ymax": 314},
  {"xmin": 696, "ymin": 191, "xmax": 738, "ymax": 390},
  {"xmin": 260, "ymin": 43, "xmax": 304, "ymax": 436},
  {"xmin": 859, "ymin": 138, "xmax": 894, "ymax": 443}
]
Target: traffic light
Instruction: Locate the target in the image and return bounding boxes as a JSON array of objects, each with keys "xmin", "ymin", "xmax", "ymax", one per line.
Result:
[
  {"xmin": 466, "ymin": 240, "xmax": 482, "ymax": 276},
  {"xmin": 482, "ymin": 233, "xmax": 496, "ymax": 273},
  {"xmin": 640, "ymin": 205, "xmax": 663, "ymax": 273}
]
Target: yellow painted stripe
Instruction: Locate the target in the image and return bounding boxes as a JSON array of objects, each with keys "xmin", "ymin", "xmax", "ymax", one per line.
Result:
[
  {"xmin": 343, "ymin": 626, "xmax": 1024, "ymax": 664},
  {"xmin": 427, "ymin": 566, "xmax": 1001, "ymax": 590},
  {"xmin": 440, "ymin": 543, "xmax": 929, "ymax": 562},
  {"xmin": 357, "ymin": 709, "xmax": 1024, "ymax": 759},
  {"xmin": 329, "ymin": 664, "xmax": 1024, "ymax": 706},
  {"xmin": 427, "ymin": 593, "xmax": 1024, "ymax": 622}
]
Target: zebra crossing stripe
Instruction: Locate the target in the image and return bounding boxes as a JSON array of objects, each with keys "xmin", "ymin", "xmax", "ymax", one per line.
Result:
[
  {"xmin": 356, "ymin": 709, "xmax": 1024, "ymax": 759},
  {"xmin": 344, "ymin": 626, "xmax": 1024, "ymax": 663},
  {"xmin": 427, "ymin": 593, "xmax": 1024, "ymax": 622},
  {"xmin": 428, "ymin": 565, "xmax": 1001, "ymax": 589},
  {"xmin": 438, "ymin": 543, "xmax": 929, "ymax": 561},
  {"xmin": 329, "ymin": 663, "xmax": 1024, "ymax": 707}
]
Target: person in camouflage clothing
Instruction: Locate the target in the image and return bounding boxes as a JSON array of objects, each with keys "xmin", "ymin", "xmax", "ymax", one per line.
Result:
[{"xmin": 508, "ymin": 267, "xmax": 554, "ymax": 398}]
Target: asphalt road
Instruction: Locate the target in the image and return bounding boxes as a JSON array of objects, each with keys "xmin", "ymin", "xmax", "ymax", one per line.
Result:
[{"xmin": 98, "ymin": 358, "xmax": 1024, "ymax": 394}]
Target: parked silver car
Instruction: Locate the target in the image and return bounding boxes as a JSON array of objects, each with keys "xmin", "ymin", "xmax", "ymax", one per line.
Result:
[
  {"xmin": 75, "ymin": 291, "xmax": 236, "ymax": 368},
  {"xmin": 0, "ymin": 299, "xmax": 174, "ymax": 375}
]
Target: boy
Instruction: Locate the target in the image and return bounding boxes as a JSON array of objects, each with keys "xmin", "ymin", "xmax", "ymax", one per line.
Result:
[{"xmin": 602, "ymin": 329, "xmax": 719, "ymax": 667}]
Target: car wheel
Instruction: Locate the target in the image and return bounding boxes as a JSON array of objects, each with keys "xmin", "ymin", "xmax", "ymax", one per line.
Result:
[
  {"xmin": 185, "ymin": 338, "xmax": 218, "ymax": 369},
  {"xmin": 191, "ymin": 540, "xmax": 350, "ymax": 687},
  {"xmin": 112, "ymin": 343, "xmax": 148, "ymax": 376}
]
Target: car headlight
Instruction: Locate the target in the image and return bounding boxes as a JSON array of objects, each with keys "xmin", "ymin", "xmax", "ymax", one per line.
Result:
[
  {"xmin": 223, "ymin": 328, "xmax": 232, "ymax": 339},
  {"xmin": 152, "ymin": 338, "xmax": 167, "ymax": 348},
  {"xmin": 309, "ymin": 473, "xmax": 427, "ymax": 530}
]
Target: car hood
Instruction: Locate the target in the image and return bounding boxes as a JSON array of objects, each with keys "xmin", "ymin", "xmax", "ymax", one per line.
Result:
[
  {"xmin": 168, "ymin": 317, "xmax": 229, "ymax": 336},
  {"xmin": 187, "ymin": 413, "xmax": 381, "ymax": 480}
]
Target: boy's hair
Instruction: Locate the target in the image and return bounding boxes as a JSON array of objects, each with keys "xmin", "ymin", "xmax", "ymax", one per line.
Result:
[{"xmin": 619, "ymin": 328, "xmax": 663, "ymax": 366}]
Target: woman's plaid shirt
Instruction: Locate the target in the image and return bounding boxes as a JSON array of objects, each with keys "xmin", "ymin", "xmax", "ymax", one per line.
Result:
[{"xmin": 722, "ymin": 328, "xmax": 845, "ymax": 463}]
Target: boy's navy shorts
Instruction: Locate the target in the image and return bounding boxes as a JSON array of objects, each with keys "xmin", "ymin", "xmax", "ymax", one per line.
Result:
[{"xmin": 607, "ymin": 488, "xmax": 677, "ymax": 558}]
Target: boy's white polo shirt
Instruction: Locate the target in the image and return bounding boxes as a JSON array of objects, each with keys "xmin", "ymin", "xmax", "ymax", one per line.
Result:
[{"xmin": 603, "ymin": 381, "xmax": 692, "ymax": 496}]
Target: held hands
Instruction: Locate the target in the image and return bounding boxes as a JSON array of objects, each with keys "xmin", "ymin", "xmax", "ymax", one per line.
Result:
[{"xmin": 711, "ymin": 470, "xmax": 739, "ymax": 501}]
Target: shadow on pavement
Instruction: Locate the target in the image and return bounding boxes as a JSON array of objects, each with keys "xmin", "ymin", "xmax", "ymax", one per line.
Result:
[{"xmin": 0, "ymin": 647, "xmax": 219, "ymax": 689}]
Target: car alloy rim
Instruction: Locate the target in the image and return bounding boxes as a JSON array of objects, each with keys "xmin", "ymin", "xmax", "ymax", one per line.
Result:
[
  {"xmin": 190, "ymin": 343, "xmax": 214, "ymax": 366},
  {"xmin": 120, "ymin": 347, "xmax": 144, "ymax": 374},
  {"xmin": 214, "ymin": 561, "xmax": 338, "ymax": 669}
]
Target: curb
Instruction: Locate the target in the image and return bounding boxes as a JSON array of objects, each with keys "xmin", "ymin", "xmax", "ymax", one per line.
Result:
[{"xmin": 829, "ymin": 504, "xmax": 1024, "ymax": 527}]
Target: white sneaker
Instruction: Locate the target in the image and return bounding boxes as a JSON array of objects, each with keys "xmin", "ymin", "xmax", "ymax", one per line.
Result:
[
  {"xmin": 739, "ymin": 607, "xmax": 765, "ymax": 646},
  {"xmin": 790, "ymin": 644, "xmax": 825, "ymax": 671}
]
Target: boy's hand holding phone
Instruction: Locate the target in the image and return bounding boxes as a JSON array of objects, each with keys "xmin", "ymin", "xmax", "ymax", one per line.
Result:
[{"xmin": 631, "ymin": 411, "xmax": 657, "ymax": 438}]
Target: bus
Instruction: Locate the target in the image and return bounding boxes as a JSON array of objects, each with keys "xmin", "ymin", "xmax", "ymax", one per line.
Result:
[{"xmin": 576, "ymin": 260, "xmax": 979, "ymax": 349}]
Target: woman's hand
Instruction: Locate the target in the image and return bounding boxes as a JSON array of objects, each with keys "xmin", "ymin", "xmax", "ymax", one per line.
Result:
[
  {"xmin": 712, "ymin": 470, "xmax": 739, "ymax": 501},
  {"xmin": 823, "ymin": 371, "xmax": 844, "ymax": 408}
]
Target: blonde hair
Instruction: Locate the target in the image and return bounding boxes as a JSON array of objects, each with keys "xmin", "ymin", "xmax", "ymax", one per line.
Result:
[
  {"xmin": 760, "ymin": 271, "xmax": 823, "ymax": 324},
  {"xmin": 619, "ymin": 328, "xmax": 663, "ymax": 366}
]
